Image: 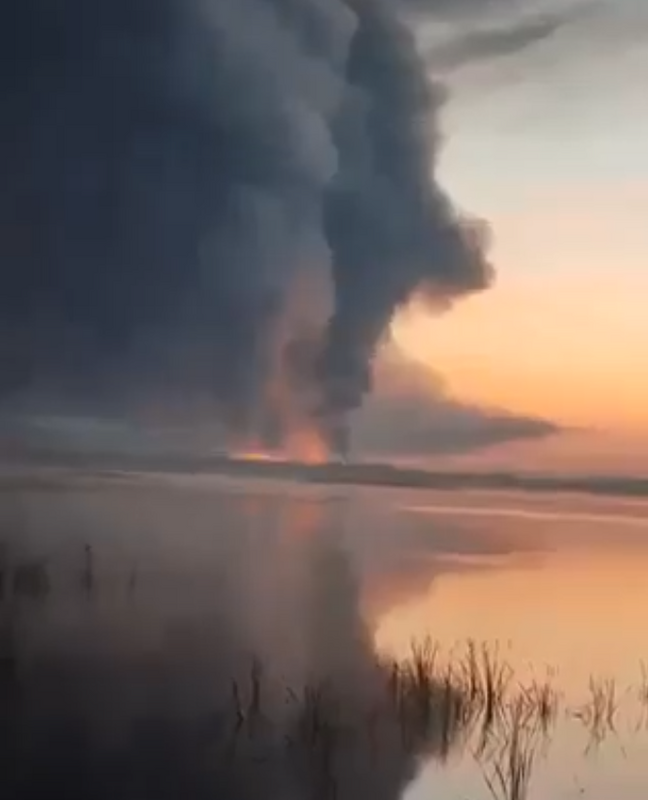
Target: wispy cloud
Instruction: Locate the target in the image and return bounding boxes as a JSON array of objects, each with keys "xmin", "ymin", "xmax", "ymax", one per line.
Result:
[{"xmin": 425, "ymin": 13, "xmax": 568, "ymax": 71}]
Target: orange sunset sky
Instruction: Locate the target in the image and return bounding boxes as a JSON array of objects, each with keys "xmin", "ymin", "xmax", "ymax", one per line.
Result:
[
  {"xmin": 391, "ymin": 4, "xmax": 648, "ymax": 473},
  {"xmin": 395, "ymin": 185, "xmax": 648, "ymax": 433}
]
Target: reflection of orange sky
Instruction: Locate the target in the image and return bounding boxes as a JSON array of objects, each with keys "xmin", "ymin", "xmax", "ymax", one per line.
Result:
[
  {"xmin": 374, "ymin": 547, "xmax": 648, "ymax": 694},
  {"xmin": 392, "ymin": 185, "xmax": 648, "ymax": 437},
  {"xmin": 236, "ymin": 489, "xmax": 328, "ymax": 548}
]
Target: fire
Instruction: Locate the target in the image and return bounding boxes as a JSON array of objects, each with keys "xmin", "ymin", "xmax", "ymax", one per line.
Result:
[
  {"xmin": 232, "ymin": 426, "xmax": 329, "ymax": 466},
  {"xmin": 284, "ymin": 426, "xmax": 329, "ymax": 465},
  {"xmin": 231, "ymin": 272, "xmax": 333, "ymax": 468},
  {"xmin": 235, "ymin": 450, "xmax": 284, "ymax": 463}
]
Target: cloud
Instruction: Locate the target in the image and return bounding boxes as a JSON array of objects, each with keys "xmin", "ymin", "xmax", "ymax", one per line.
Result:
[
  {"xmin": 351, "ymin": 350, "xmax": 559, "ymax": 457},
  {"xmin": 400, "ymin": 0, "xmax": 520, "ymax": 17},
  {"xmin": 425, "ymin": 13, "xmax": 569, "ymax": 71}
]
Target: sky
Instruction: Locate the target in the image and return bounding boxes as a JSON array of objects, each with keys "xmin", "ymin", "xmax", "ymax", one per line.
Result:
[{"xmin": 393, "ymin": 0, "xmax": 648, "ymax": 471}]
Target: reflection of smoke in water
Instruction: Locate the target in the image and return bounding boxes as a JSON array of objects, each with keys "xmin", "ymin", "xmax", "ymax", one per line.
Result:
[{"xmin": 0, "ymin": 477, "xmax": 476, "ymax": 799}]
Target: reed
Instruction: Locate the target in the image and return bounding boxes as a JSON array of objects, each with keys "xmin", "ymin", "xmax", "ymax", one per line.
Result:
[{"xmin": 480, "ymin": 695, "xmax": 539, "ymax": 800}]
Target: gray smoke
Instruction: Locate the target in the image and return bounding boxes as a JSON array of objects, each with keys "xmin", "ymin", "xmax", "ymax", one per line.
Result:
[
  {"xmin": 320, "ymin": 0, "xmax": 492, "ymax": 438},
  {"xmin": 0, "ymin": 0, "xmax": 492, "ymax": 452},
  {"xmin": 351, "ymin": 349, "xmax": 559, "ymax": 457}
]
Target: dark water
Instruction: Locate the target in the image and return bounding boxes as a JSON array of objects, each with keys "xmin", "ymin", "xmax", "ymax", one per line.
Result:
[{"xmin": 3, "ymin": 469, "xmax": 648, "ymax": 798}]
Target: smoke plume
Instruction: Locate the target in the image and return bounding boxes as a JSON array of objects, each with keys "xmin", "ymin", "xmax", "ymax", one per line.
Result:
[
  {"xmin": 352, "ymin": 348, "xmax": 559, "ymax": 458},
  {"xmin": 0, "ymin": 0, "xmax": 492, "ymax": 453}
]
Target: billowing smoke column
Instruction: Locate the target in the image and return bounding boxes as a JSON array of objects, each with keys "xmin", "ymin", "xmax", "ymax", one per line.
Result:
[
  {"xmin": 320, "ymin": 0, "xmax": 492, "ymax": 452},
  {"xmin": 0, "ymin": 0, "xmax": 492, "ymax": 454}
]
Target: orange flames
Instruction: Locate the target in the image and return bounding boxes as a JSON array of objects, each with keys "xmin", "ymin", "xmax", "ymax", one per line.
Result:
[
  {"xmin": 284, "ymin": 426, "xmax": 329, "ymax": 465},
  {"xmin": 234, "ymin": 450, "xmax": 284, "ymax": 463},
  {"xmin": 231, "ymin": 271, "xmax": 333, "ymax": 467},
  {"xmin": 233, "ymin": 425, "xmax": 328, "ymax": 466}
]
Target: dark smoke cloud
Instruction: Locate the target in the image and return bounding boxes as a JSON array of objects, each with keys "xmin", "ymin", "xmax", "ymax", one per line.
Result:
[
  {"xmin": 0, "ymin": 0, "xmax": 492, "ymax": 451},
  {"xmin": 320, "ymin": 0, "xmax": 492, "ymax": 431}
]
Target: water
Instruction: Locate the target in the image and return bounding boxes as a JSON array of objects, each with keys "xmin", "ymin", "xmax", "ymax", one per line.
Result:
[
  {"xmin": 374, "ymin": 492, "xmax": 648, "ymax": 800},
  {"xmin": 3, "ymin": 468, "xmax": 648, "ymax": 798}
]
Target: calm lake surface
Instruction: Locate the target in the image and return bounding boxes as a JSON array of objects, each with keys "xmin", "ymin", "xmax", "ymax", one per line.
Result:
[{"xmin": 4, "ymin": 469, "xmax": 648, "ymax": 799}]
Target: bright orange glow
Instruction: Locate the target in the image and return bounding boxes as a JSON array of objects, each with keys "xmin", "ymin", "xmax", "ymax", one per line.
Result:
[
  {"xmin": 284, "ymin": 427, "xmax": 329, "ymax": 464},
  {"xmin": 232, "ymin": 424, "xmax": 329, "ymax": 465},
  {"xmin": 230, "ymin": 269, "xmax": 331, "ymax": 466},
  {"xmin": 234, "ymin": 449, "xmax": 285, "ymax": 463},
  {"xmin": 391, "ymin": 185, "xmax": 648, "ymax": 435},
  {"xmin": 233, "ymin": 436, "xmax": 328, "ymax": 465}
]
